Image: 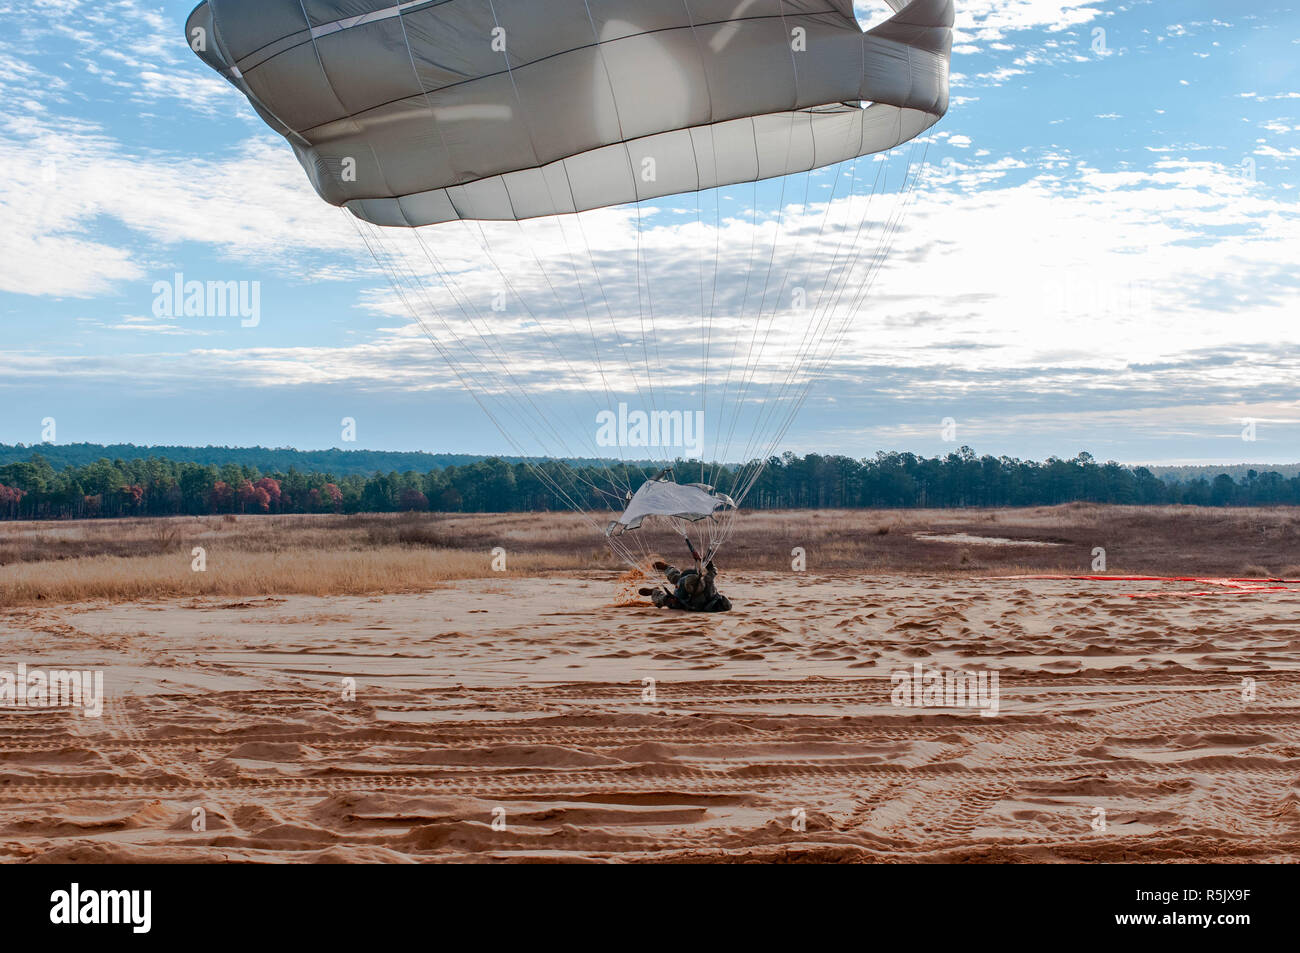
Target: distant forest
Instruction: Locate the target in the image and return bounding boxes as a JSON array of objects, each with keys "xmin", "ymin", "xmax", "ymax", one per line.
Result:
[
  {"xmin": 0, "ymin": 443, "xmax": 517, "ymax": 476},
  {"xmin": 3, "ymin": 446, "xmax": 1300, "ymax": 521}
]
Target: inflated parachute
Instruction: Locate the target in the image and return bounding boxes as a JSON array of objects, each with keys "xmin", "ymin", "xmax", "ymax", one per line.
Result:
[{"xmin": 187, "ymin": 0, "xmax": 951, "ymax": 566}]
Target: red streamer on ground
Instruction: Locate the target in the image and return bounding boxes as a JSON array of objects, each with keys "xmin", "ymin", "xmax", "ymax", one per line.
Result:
[{"xmin": 987, "ymin": 574, "xmax": 1300, "ymax": 598}]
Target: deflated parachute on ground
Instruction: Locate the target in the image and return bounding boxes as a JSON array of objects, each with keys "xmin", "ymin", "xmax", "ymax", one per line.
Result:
[
  {"xmin": 606, "ymin": 476, "xmax": 735, "ymax": 537},
  {"xmin": 186, "ymin": 0, "xmax": 951, "ymax": 226}
]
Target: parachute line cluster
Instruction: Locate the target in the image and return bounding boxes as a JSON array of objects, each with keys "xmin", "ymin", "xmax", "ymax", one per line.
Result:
[{"xmin": 188, "ymin": 0, "xmax": 952, "ymax": 567}]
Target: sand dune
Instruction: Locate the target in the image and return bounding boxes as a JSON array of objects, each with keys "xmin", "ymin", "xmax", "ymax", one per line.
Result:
[{"xmin": 2, "ymin": 571, "xmax": 1297, "ymax": 862}]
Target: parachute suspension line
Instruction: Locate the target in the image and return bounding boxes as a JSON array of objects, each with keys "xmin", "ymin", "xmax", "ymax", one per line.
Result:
[
  {"xmin": 718, "ymin": 168, "xmax": 822, "ymax": 492},
  {"xmin": 353, "ymin": 219, "xmax": 537, "ymax": 453},
  {"xmin": 695, "ymin": 170, "xmax": 712, "ymax": 488},
  {"xmin": 727, "ymin": 153, "xmax": 900, "ymax": 516},
  {"xmin": 577, "ymin": 0, "xmax": 663, "ymax": 447},
  {"xmin": 397, "ymin": 237, "xmax": 625, "ymax": 523},
  {"xmin": 556, "ymin": 179, "xmax": 662, "ymax": 423},
  {"xmin": 680, "ymin": 141, "xmax": 727, "ymax": 541},
  {"xmin": 717, "ymin": 135, "xmax": 928, "ymax": 547},
  {"xmin": 376, "ymin": 217, "xmax": 630, "ymax": 527},
  {"xmin": 779, "ymin": 141, "xmax": 933, "ymax": 442},
  {"xmin": 721, "ymin": 154, "xmax": 883, "ymax": 520},
  {"xmin": 476, "ymin": 0, "xmax": 650, "ymax": 514},
  {"xmin": 389, "ymin": 0, "xmax": 610, "ymax": 506},
  {"xmin": 788, "ymin": 142, "xmax": 932, "ymax": 432},
  {"xmin": 696, "ymin": 186, "xmax": 706, "ymax": 486},
  {"xmin": 701, "ymin": 126, "xmax": 724, "ymax": 497},
  {"xmin": 725, "ymin": 130, "xmax": 876, "ymax": 489},
  {"xmin": 479, "ymin": 0, "xmax": 658, "ymax": 564},
  {"xmin": 625, "ymin": 191, "xmax": 679, "ymax": 508},
  {"xmin": 681, "ymin": 4, "xmax": 713, "ymax": 489},
  {"xmin": 544, "ymin": 197, "xmax": 668, "ymax": 569},
  {"xmin": 715, "ymin": 116, "xmax": 857, "ymax": 509},
  {"xmin": 731, "ymin": 139, "xmax": 934, "ymax": 515},
  {"xmin": 718, "ymin": 150, "xmax": 825, "ymax": 476},
  {"xmin": 742, "ymin": 133, "xmax": 915, "ymax": 476},
  {"xmin": 632, "ymin": 196, "xmax": 664, "ymax": 468},
  {"xmin": 347, "ymin": 211, "xmax": 613, "ymax": 539},
  {"xmin": 509, "ymin": 0, "xmax": 674, "ymax": 569},
  {"xmin": 693, "ymin": 11, "xmax": 729, "ymax": 492},
  {"xmin": 705, "ymin": 154, "xmax": 724, "ymax": 489},
  {"xmin": 703, "ymin": 0, "xmax": 814, "ymax": 508},
  {"xmin": 513, "ymin": 218, "xmax": 637, "ymax": 505},
  {"xmin": 544, "ymin": 195, "xmax": 675, "ymax": 569},
  {"xmin": 564, "ymin": 7, "xmax": 670, "ymax": 429},
  {"xmin": 704, "ymin": 93, "xmax": 791, "ymax": 494},
  {"xmin": 704, "ymin": 163, "xmax": 769, "ymax": 512},
  {"xmin": 388, "ymin": 0, "xmax": 581, "ymax": 474},
  {"xmin": 708, "ymin": 170, "xmax": 762, "ymax": 503},
  {"xmin": 197, "ymin": 0, "xmax": 954, "ymax": 573},
  {"xmin": 359, "ymin": 224, "xmax": 592, "ymax": 520},
  {"xmin": 704, "ymin": 0, "xmax": 791, "ymax": 489},
  {"xmin": 403, "ymin": 226, "xmax": 595, "ymax": 473},
  {"xmin": 467, "ymin": 220, "xmax": 610, "ymax": 425},
  {"xmin": 345, "ymin": 178, "xmax": 579, "ymax": 475},
  {"xmin": 705, "ymin": 102, "xmax": 805, "ymax": 504},
  {"xmin": 525, "ymin": 216, "xmax": 646, "ymax": 510},
  {"xmin": 361, "ymin": 152, "xmax": 925, "ymax": 569},
  {"xmin": 539, "ymin": 209, "xmax": 667, "ymax": 569},
  {"xmin": 543, "ymin": 183, "xmax": 669, "ymax": 565},
  {"xmin": 457, "ymin": 216, "xmax": 637, "ymax": 506}
]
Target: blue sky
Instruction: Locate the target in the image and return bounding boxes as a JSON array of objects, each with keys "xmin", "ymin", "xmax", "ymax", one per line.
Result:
[{"xmin": 2, "ymin": 0, "xmax": 1299, "ymax": 465}]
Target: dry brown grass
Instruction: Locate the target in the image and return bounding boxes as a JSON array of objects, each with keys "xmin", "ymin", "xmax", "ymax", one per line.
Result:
[
  {"xmin": 0, "ymin": 546, "xmax": 586, "ymax": 605},
  {"xmin": 3, "ymin": 504, "xmax": 1298, "ymax": 605},
  {"xmin": 708, "ymin": 504, "xmax": 1300, "ymax": 577},
  {"xmin": 0, "ymin": 513, "xmax": 603, "ymax": 606}
]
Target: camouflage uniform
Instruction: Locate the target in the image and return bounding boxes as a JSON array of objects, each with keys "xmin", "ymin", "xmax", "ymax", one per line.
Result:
[{"xmin": 649, "ymin": 562, "xmax": 732, "ymax": 613}]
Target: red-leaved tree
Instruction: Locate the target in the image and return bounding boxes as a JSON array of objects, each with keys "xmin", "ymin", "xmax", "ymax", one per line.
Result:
[
  {"xmin": 323, "ymin": 483, "xmax": 342, "ymax": 510},
  {"xmin": 0, "ymin": 484, "xmax": 25, "ymax": 518},
  {"xmin": 210, "ymin": 481, "xmax": 234, "ymax": 512},
  {"xmin": 253, "ymin": 477, "xmax": 282, "ymax": 510}
]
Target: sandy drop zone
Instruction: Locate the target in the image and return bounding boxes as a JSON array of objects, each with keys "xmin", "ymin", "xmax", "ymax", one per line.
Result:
[{"xmin": 1, "ymin": 508, "xmax": 1298, "ymax": 862}]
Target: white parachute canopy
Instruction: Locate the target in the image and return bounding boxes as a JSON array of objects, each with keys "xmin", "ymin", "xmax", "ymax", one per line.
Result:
[
  {"xmin": 186, "ymin": 0, "xmax": 952, "ymax": 225},
  {"xmin": 607, "ymin": 477, "xmax": 735, "ymax": 537}
]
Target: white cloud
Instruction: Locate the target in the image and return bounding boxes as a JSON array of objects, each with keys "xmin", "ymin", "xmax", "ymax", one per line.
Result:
[
  {"xmin": 953, "ymin": 0, "xmax": 1105, "ymax": 43},
  {"xmin": 1254, "ymin": 144, "xmax": 1300, "ymax": 159},
  {"xmin": 1238, "ymin": 91, "xmax": 1300, "ymax": 102},
  {"xmin": 971, "ymin": 66, "xmax": 1027, "ymax": 86},
  {"xmin": 4, "ymin": 132, "xmax": 1297, "ymax": 424},
  {"xmin": 0, "ymin": 114, "xmax": 354, "ymax": 297}
]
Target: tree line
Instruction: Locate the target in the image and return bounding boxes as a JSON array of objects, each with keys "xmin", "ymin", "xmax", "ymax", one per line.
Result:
[
  {"xmin": 0, "ymin": 443, "xmax": 514, "ymax": 477},
  {"xmin": 2, "ymin": 448, "xmax": 1298, "ymax": 521}
]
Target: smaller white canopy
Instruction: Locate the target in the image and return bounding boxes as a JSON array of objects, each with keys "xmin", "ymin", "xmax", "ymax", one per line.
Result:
[{"xmin": 606, "ymin": 480, "xmax": 735, "ymax": 537}]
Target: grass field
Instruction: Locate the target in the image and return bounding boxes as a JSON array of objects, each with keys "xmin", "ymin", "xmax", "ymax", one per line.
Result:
[{"xmin": 2, "ymin": 505, "xmax": 1298, "ymax": 605}]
